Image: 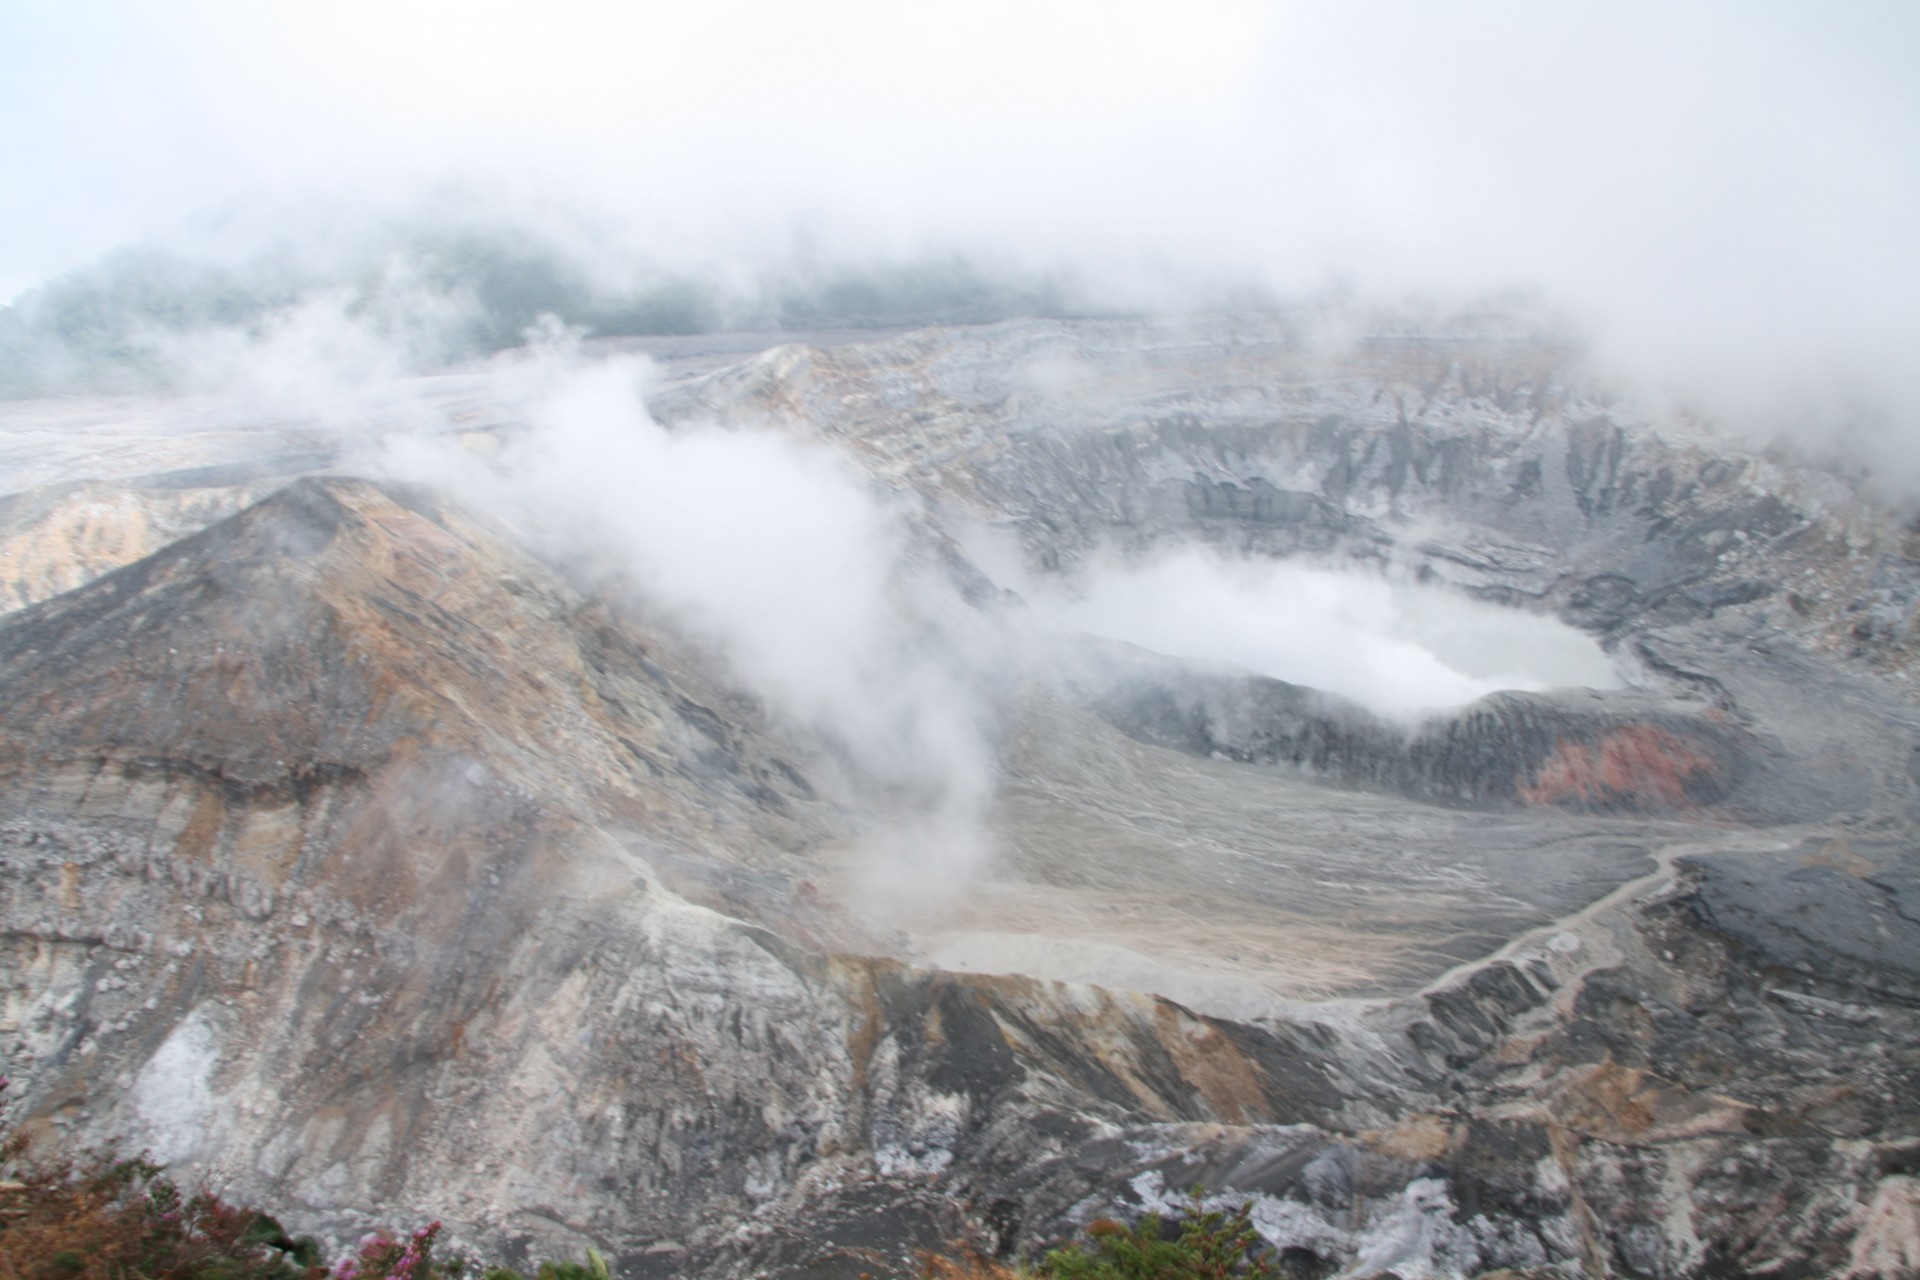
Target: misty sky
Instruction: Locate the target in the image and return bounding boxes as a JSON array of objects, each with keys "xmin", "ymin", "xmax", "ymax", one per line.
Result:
[{"xmin": 3, "ymin": 1, "xmax": 1918, "ymax": 414}]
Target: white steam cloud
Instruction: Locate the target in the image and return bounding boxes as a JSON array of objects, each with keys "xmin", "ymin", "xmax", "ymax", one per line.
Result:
[
  {"xmin": 150, "ymin": 271, "xmax": 481, "ymax": 412},
  {"xmin": 525, "ymin": 360, "xmax": 905, "ymax": 728},
  {"xmin": 1036, "ymin": 547, "xmax": 1620, "ymax": 721},
  {"xmin": 381, "ymin": 340, "xmax": 999, "ymax": 898}
]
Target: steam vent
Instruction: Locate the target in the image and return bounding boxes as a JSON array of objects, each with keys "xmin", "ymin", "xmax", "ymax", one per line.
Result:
[{"xmin": 5, "ymin": 316, "xmax": 1920, "ymax": 1278}]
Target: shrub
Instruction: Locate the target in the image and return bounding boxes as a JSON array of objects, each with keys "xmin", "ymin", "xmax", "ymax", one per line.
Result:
[
  {"xmin": 0, "ymin": 1081, "xmax": 323, "ymax": 1280},
  {"xmin": 0, "ymin": 1074, "xmax": 612, "ymax": 1280},
  {"xmin": 0, "ymin": 1079, "xmax": 629, "ymax": 1280},
  {"xmin": 328, "ymin": 1222, "xmax": 461, "ymax": 1280},
  {"xmin": 1035, "ymin": 1195, "xmax": 1277, "ymax": 1280}
]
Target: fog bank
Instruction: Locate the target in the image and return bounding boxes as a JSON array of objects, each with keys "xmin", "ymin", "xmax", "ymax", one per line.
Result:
[{"xmin": 3, "ymin": 2, "xmax": 1916, "ymax": 468}]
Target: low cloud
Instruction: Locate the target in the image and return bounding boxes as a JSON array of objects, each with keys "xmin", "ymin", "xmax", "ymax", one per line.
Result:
[{"xmin": 4, "ymin": 2, "xmax": 1915, "ymax": 473}]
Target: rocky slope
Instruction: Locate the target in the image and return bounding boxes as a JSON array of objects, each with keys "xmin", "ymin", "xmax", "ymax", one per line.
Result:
[{"xmin": 3, "ymin": 316, "xmax": 1919, "ymax": 1277}]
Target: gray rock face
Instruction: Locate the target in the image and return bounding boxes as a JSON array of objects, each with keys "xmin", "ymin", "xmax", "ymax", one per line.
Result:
[
  {"xmin": 986, "ymin": 842, "xmax": 1920, "ymax": 1280},
  {"xmin": 658, "ymin": 316, "xmax": 1920, "ymax": 825},
  {"xmin": 3, "ymin": 316, "xmax": 1919, "ymax": 1278},
  {"xmin": 1081, "ymin": 661, "xmax": 1755, "ymax": 815},
  {"xmin": 1683, "ymin": 839, "xmax": 1920, "ymax": 1004}
]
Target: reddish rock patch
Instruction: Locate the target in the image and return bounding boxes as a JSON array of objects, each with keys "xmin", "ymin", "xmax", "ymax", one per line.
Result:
[{"xmin": 1518, "ymin": 723, "xmax": 1723, "ymax": 810}]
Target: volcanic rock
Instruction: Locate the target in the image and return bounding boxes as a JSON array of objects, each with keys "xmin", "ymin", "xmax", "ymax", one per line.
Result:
[{"xmin": 3, "ymin": 316, "xmax": 1919, "ymax": 1277}]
